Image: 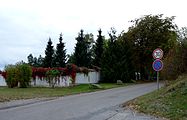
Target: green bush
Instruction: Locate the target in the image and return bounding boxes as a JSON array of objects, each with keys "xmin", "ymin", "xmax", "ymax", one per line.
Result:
[
  {"xmin": 16, "ymin": 63, "xmax": 32, "ymax": 88},
  {"xmin": 5, "ymin": 65, "xmax": 18, "ymax": 88},
  {"xmin": 4, "ymin": 62, "xmax": 32, "ymax": 88},
  {"xmin": 46, "ymin": 69, "xmax": 60, "ymax": 88}
]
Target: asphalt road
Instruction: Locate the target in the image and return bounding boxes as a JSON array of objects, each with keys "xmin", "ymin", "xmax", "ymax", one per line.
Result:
[{"xmin": 0, "ymin": 82, "xmax": 161, "ymax": 120}]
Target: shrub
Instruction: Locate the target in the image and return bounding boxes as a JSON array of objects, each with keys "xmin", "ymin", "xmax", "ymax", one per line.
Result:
[
  {"xmin": 161, "ymin": 47, "xmax": 186, "ymax": 80},
  {"xmin": 4, "ymin": 65, "xmax": 18, "ymax": 88},
  {"xmin": 4, "ymin": 63, "xmax": 32, "ymax": 88},
  {"xmin": 16, "ymin": 63, "xmax": 32, "ymax": 88},
  {"xmin": 46, "ymin": 69, "xmax": 60, "ymax": 88}
]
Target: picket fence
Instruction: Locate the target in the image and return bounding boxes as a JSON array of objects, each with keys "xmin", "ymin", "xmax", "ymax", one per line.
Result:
[{"xmin": 0, "ymin": 72, "xmax": 100, "ymax": 87}]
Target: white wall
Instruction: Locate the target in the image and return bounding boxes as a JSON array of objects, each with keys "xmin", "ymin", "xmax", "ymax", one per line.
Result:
[
  {"xmin": 0, "ymin": 71, "xmax": 100, "ymax": 87},
  {"xmin": 31, "ymin": 76, "xmax": 71, "ymax": 87},
  {"xmin": 76, "ymin": 72, "xmax": 100, "ymax": 84},
  {"xmin": 31, "ymin": 71, "xmax": 100, "ymax": 87},
  {"xmin": 0, "ymin": 76, "xmax": 6, "ymax": 86}
]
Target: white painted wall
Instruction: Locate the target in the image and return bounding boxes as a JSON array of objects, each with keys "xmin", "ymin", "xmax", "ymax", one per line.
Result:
[
  {"xmin": 30, "ymin": 76, "xmax": 71, "ymax": 87},
  {"xmin": 76, "ymin": 72, "xmax": 100, "ymax": 84},
  {"xmin": 0, "ymin": 72, "xmax": 100, "ymax": 87},
  {"xmin": 0, "ymin": 76, "xmax": 6, "ymax": 86},
  {"xmin": 32, "ymin": 71, "xmax": 100, "ymax": 87}
]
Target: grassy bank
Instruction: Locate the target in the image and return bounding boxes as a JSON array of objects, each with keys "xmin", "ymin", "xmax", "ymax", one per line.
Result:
[
  {"xmin": 126, "ymin": 75, "xmax": 187, "ymax": 120},
  {"xmin": 0, "ymin": 83, "xmax": 130, "ymax": 102}
]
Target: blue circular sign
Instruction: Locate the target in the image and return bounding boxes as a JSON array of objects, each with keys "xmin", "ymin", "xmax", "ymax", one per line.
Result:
[{"xmin": 153, "ymin": 59, "xmax": 163, "ymax": 71}]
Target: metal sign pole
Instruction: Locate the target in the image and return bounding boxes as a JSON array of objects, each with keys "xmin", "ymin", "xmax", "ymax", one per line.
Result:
[
  {"xmin": 153, "ymin": 48, "xmax": 163, "ymax": 90},
  {"xmin": 157, "ymin": 71, "xmax": 159, "ymax": 90}
]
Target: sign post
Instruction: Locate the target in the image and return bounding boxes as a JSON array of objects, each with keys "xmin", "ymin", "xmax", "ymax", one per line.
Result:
[
  {"xmin": 152, "ymin": 59, "xmax": 163, "ymax": 90},
  {"xmin": 157, "ymin": 71, "xmax": 159, "ymax": 90},
  {"xmin": 152, "ymin": 48, "xmax": 163, "ymax": 90}
]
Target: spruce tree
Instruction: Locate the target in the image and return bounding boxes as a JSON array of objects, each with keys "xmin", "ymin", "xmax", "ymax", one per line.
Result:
[
  {"xmin": 74, "ymin": 30, "xmax": 91, "ymax": 67},
  {"xmin": 94, "ymin": 29, "xmax": 104, "ymax": 67},
  {"xmin": 74, "ymin": 30, "xmax": 85, "ymax": 67},
  {"xmin": 43, "ymin": 38, "xmax": 54, "ymax": 68},
  {"xmin": 53, "ymin": 33, "xmax": 66, "ymax": 67}
]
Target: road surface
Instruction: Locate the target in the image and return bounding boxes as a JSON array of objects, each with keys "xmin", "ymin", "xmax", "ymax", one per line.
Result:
[{"xmin": 0, "ymin": 82, "xmax": 162, "ymax": 120}]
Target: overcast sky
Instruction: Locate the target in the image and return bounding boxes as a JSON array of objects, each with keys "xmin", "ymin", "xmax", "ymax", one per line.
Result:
[{"xmin": 0, "ymin": 0, "xmax": 187, "ymax": 70}]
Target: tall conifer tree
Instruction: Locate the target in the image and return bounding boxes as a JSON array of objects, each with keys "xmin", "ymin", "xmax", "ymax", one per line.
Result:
[
  {"xmin": 43, "ymin": 38, "xmax": 54, "ymax": 67},
  {"xmin": 53, "ymin": 33, "xmax": 66, "ymax": 67},
  {"xmin": 94, "ymin": 29, "xmax": 104, "ymax": 67},
  {"xmin": 74, "ymin": 30, "xmax": 91, "ymax": 67}
]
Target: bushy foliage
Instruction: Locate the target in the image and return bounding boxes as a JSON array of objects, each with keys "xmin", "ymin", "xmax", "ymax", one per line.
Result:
[
  {"xmin": 162, "ymin": 27, "xmax": 187, "ymax": 80},
  {"xmin": 16, "ymin": 63, "xmax": 32, "ymax": 88},
  {"xmin": 65, "ymin": 64, "xmax": 77, "ymax": 85},
  {"xmin": 4, "ymin": 63, "xmax": 32, "ymax": 88},
  {"xmin": 4, "ymin": 65, "xmax": 18, "ymax": 88},
  {"xmin": 32, "ymin": 64, "xmax": 78, "ymax": 86},
  {"xmin": 161, "ymin": 48, "xmax": 182, "ymax": 80},
  {"xmin": 32, "ymin": 67, "xmax": 51, "ymax": 80},
  {"xmin": 46, "ymin": 69, "xmax": 60, "ymax": 88}
]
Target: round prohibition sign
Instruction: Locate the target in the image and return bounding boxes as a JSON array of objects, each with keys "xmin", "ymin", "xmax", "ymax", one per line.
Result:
[
  {"xmin": 152, "ymin": 59, "xmax": 163, "ymax": 71},
  {"xmin": 152, "ymin": 48, "xmax": 163, "ymax": 59}
]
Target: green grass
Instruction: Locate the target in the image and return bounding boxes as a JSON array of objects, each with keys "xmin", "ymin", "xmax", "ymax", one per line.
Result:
[
  {"xmin": 127, "ymin": 75, "xmax": 187, "ymax": 120},
  {"xmin": 0, "ymin": 83, "xmax": 129, "ymax": 102}
]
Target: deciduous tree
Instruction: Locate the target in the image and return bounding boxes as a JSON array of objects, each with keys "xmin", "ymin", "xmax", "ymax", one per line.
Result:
[{"xmin": 127, "ymin": 14, "xmax": 177, "ymax": 80}]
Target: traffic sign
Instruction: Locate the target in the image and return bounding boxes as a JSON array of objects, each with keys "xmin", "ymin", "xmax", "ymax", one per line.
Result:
[
  {"xmin": 152, "ymin": 59, "xmax": 163, "ymax": 71},
  {"xmin": 152, "ymin": 48, "xmax": 164, "ymax": 90},
  {"xmin": 152, "ymin": 48, "xmax": 163, "ymax": 59}
]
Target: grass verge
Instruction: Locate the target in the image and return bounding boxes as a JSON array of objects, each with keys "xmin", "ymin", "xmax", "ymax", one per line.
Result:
[
  {"xmin": 125, "ymin": 75, "xmax": 187, "ymax": 120},
  {"xmin": 0, "ymin": 83, "xmax": 130, "ymax": 102}
]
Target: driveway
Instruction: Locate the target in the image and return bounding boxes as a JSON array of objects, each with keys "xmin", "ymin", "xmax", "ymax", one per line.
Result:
[{"xmin": 0, "ymin": 82, "xmax": 163, "ymax": 120}]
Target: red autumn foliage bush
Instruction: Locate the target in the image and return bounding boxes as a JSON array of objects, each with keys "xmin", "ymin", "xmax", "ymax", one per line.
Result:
[
  {"xmin": 32, "ymin": 64, "xmax": 78, "ymax": 85},
  {"xmin": 0, "ymin": 71, "xmax": 7, "ymax": 79},
  {"xmin": 32, "ymin": 67, "xmax": 51, "ymax": 79}
]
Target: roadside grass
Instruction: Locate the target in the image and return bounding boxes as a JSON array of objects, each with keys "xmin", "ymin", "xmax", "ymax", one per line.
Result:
[
  {"xmin": 126, "ymin": 74, "xmax": 187, "ymax": 120},
  {"xmin": 0, "ymin": 83, "xmax": 130, "ymax": 102}
]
